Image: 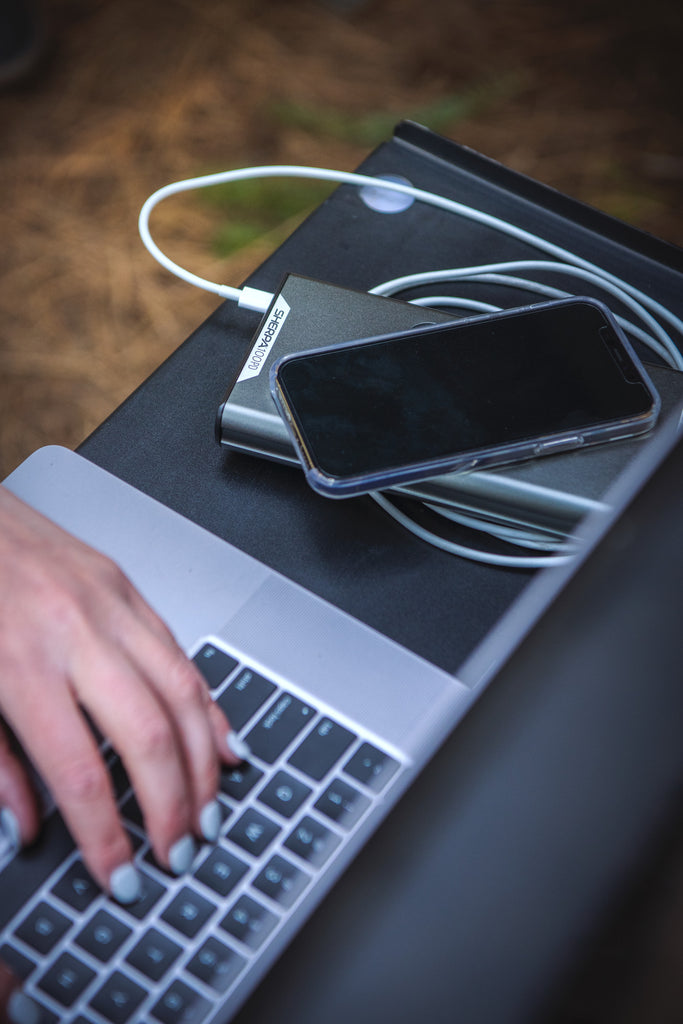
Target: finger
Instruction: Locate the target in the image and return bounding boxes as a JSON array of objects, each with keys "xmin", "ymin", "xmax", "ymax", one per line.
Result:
[
  {"xmin": 115, "ymin": 641, "xmax": 223, "ymax": 847},
  {"xmin": 136, "ymin": 649, "xmax": 250, "ymax": 840},
  {"xmin": 69, "ymin": 636, "xmax": 198, "ymax": 873},
  {"xmin": 207, "ymin": 699, "xmax": 252, "ymax": 764},
  {"xmin": 153, "ymin": 654, "xmax": 224, "ymax": 842},
  {"xmin": 115, "ymin": 604, "xmax": 248, "ymax": 768},
  {"xmin": 0, "ymin": 720, "xmax": 40, "ymax": 850},
  {"xmin": 77, "ymin": 600, "xmax": 240, "ymax": 839},
  {"xmin": 3, "ymin": 680, "xmax": 137, "ymax": 901}
]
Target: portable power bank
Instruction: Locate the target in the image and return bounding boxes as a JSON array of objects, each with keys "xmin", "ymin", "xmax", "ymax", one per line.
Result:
[{"xmin": 216, "ymin": 274, "xmax": 682, "ymax": 538}]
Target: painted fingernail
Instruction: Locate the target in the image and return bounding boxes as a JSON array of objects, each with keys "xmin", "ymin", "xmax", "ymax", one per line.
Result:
[
  {"xmin": 110, "ymin": 862, "xmax": 143, "ymax": 905},
  {"xmin": 199, "ymin": 800, "xmax": 222, "ymax": 842},
  {"xmin": 0, "ymin": 807, "xmax": 21, "ymax": 852},
  {"xmin": 227, "ymin": 732, "xmax": 251, "ymax": 762},
  {"xmin": 169, "ymin": 833, "xmax": 196, "ymax": 875},
  {"xmin": 8, "ymin": 991, "xmax": 42, "ymax": 1024}
]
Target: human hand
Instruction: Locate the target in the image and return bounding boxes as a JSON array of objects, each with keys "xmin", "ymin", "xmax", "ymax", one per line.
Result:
[{"xmin": 0, "ymin": 485, "xmax": 246, "ymax": 902}]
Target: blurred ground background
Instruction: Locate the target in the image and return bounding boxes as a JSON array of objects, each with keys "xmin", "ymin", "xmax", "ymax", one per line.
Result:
[
  {"xmin": 1, "ymin": 1, "xmax": 683, "ymax": 1019},
  {"xmin": 1, "ymin": 0, "xmax": 682, "ymax": 477}
]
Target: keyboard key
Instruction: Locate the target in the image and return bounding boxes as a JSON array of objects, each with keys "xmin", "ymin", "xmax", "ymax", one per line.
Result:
[
  {"xmin": 288, "ymin": 718, "xmax": 356, "ymax": 781},
  {"xmin": 75, "ymin": 908, "xmax": 132, "ymax": 962},
  {"xmin": 194, "ymin": 846, "xmax": 249, "ymax": 898},
  {"xmin": 117, "ymin": 870, "xmax": 166, "ymax": 921},
  {"xmin": 253, "ymin": 854, "xmax": 310, "ymax": 909},
  {"xmin": 258, "ymin": 770, "xmax": 312, "ymax": 819},
  {"xmin": 161, "ymin": 886, "xmax": 216, "ymax": 938},
  {"xmin": 216, "ymin": 668, "xmax": 277, "ymax": 730},
  {"xmin": 126, "ymin": 927, "xmax": 182, "ymax": 982},
  {"xmin": 51, "ymin": 859, "xmax": 99, "ymax": 913},
  {"xmin": 14, "ymin": 901, "xmax": 72, "ymax": 955},
  {"xmin": 0, "ymin": 943, "xmax": 35, "ymax": 980},
  {"xmin": 0, "ymin": 811, "xmax": 74, "ymax": 930},
  {"xmin": 220, "ymin": 761, "xmax": 264, "ymax": 801},
  {"xmin": 186, "ymin": 935, "xmax": 246, "ymax": 993},
  {"xmin": 227, "ymin": 808, "xmax": 280, "ymax": 857},
  {"xmin": 127, "ymin": 829, "xmax": 145, "ymax": 854},
  {"xmin": 315, "ymin": 777, "xmax": 370, "ymax": 829},
  {"xmin": 284, "ymin": 815, "xmax": 341, "ymax": 868},
  {"xmin": 152, "ymin": 979, "xmax": 211, "ymax": 1024},
  {"xmin": 120, "ymin": 791, "xmax": 144, "ymax": 830},
  {"xmin": 246, "ymin": 692, "xmax": 315, "ymax": 763},
  {"xmin": 108, "ymin": 757, "xmax": 132, "ymax": 801},
  {"xmin": 27, "ymin": 1006, "xmax": 59, "ymax": 1024},
  {"xmin": 37, "ymin": 951, "xmax": 96, "ymax": 1008},
  {"xmin": 217, "ymin": 798, "xmax": 234, "ymax": 828},
  {"xmin": 344, "ymin": 742, "xmax": 399, "ymax": 792},
  {"xmin": 193, "ymin": 643, "xmax": 238, "ymax": 689},
  {"xmin": 89, "ymin": 969, "xmax": 147, "ymax": 1023},
  {"xmin": 220, "ymin": 894, "xmax": 279, "ymax": 950}
]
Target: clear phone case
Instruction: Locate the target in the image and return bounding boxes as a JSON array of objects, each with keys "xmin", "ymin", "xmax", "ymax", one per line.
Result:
[{"xmin": 271, "ymin": 299, "xmax": 661, "ymax": 499}]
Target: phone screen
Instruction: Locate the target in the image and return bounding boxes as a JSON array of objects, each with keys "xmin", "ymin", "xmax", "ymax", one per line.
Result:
[{"xmin": 274, "ymin": 300, "xmax": 657, "ymax": 493}]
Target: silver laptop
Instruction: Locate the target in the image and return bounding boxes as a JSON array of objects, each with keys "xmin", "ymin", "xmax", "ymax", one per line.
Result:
[
  {"xmin": 1, "ymin": 421, "xmax": 678, "ymax": 1024},
  {"xmin": 1, "ymin": 444, "xmax": 476, "ymax": 1024}
]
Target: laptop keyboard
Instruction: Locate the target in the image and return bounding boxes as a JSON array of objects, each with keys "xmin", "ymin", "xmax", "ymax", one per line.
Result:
[{"xmin": 0, "ymin": 640, "xmax": 402, "ymax": 1023}]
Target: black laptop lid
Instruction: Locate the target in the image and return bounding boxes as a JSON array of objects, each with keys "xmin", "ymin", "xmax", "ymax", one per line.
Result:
[{"xmin": 233, "ymin": 416, "xmax": 683, "ymax": 1024}]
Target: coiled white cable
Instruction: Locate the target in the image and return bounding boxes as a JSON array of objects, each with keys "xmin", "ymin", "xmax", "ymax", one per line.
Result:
[{"xmin": 371, "ymin": 493, "xmax": 576, "ymax": 568}]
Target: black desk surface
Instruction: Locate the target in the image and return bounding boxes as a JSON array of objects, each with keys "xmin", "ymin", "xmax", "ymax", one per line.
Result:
[{"xmin": 80, "ymin": 122, "xmax": 683, "ymax": 677}]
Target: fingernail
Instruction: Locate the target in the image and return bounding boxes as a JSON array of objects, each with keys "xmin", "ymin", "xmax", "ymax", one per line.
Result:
[
  {"xmin": 199, "ymin": 800, "xmax": 222, "ymax": 842},
  {"xmin": 227, "ymin": 732, "xmax": 251, "ymax": 762},
  {"xmin": 0, "ymin": 808, "xmax": 21, "ymax": 852},
  {"xmin": 110, "ymin": 862, "xmax": 143, "ymax": 905},
  {"xmin": 169, "ymin": 833, "xmax": 196, "ymax": 875},
  {"xmin": 8, "ymin": 991, "xmax": 42, "ymax": 1024}
]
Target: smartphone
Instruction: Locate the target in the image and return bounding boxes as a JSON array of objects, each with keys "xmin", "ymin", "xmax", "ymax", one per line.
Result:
[{"xmin": 271, "ymin": 297, "xmax": 660, "ymax": 498}]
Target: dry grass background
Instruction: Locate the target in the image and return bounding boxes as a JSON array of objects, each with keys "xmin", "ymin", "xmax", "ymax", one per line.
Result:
[{"xmin": 1, "ymin": 0, "xmax": 682, "ymax": 477}]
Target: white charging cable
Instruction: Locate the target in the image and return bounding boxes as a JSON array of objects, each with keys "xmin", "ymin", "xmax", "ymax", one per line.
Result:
[
  {"xmin": 139, "ymin": 164, "xmax": 683, "ymax": 568},
  {"xmin": 139, "ymin": 164, "xmax": 683, "ymax": 359},
  {"xmin": 371, "ymin": 493, "xmax": 577, "ymax": 568}
]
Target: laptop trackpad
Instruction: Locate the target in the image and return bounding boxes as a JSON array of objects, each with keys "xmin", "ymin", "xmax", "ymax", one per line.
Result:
[{"xmin": 216, "ymin": 574, "xmax": 468, "ymax": 752}]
